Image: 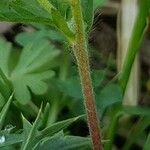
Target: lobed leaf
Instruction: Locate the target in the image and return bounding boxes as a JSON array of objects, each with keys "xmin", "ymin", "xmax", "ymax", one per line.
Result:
[{"xmin": 0, "ymin": 33, "xmax": 60, "ymax": 104}]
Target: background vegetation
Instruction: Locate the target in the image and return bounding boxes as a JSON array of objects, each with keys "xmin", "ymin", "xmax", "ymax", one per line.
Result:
[{"xmin": 0, "ymin": 0, "xmax": 150, "ymax": 149}]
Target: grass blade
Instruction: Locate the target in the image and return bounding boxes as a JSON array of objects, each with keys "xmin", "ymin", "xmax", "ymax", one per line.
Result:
[{"xmin": 0, "ymin": 93, "xmax": 14, "ymax": 130}]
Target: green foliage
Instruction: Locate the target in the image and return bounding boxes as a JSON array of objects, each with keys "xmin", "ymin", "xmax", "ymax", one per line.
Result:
[
  {"xmin": 122, "ymin": 117, "xmax": 150, "ymax": 150},
  {"xmin": 0, "ymin": 94, "xmax": 13, "ymax": 130},
  {"xmin": 0, "ymin": 129, "xmax": 23, "ymax": 148},
  {"xmin": 93, "ymin": 0, "xmax": 107, "ymax": 9},
  {"xmin": 34, "ymin": 131, "xmax": 92, "ymax": 150},
  {"xmin": 81, "ymin": 0, "xmax": 93, "ymax": 32},
  {"xmin": 144, "ymin": 133, "xmax": 150, "ymax": 150},
  {"xmin": 96, "ymin": 84, "xmax": 123, "ymax": 111},
  {"xmin": 22, "ymin": 104, "xmax": 43, "ymax": 150},
  {"xmin": 0, "ymin": 0, "xmax": 150, "ymax": 149},
  {"xmin": 0, "ymin": 109, "xmax": 85, "ymax": 149},
  {"xmin": 0, "ymin": 0, "xmax": 52, "ymax": 24},
  {"xmin": 15, "ymin": 29, "xmax": 65, "ymax": 46},
  {"xmin": 0, "ymin": 0, "xmax": 100, "ymax": 40},
  {"xmin": 0, "ymin": 35, "xmax": 59, "ymax": 104},
  {"xmin": 57, "ymin": 70, "xmax": 105, "ymax": 99}
]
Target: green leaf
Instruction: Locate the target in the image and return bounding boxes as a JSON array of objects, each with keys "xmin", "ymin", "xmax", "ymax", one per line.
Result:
[
  {"xmin": 0, "ymin": 125, "xmax": 23, "ymax": 148},
  {"xmin": 11, "ymin": 38, "xmax": 59, "ymax": 104},
  {"xmin": 21, "ymin": 115, "xmax": 32, "ymax": 148},
  {"xmin": 0, "ymin": 93, "xmax": 13, "ymax": 130},
  {"xmin": 33, "ymin": 131, "xmax": 92, "ymax": 150},
  {"xmin": 0, "ymin": 79, "xmax": 10, "ymax": 104},
  {"xmin": 15, "ymin": 30, "xmax": 65, "ymax": 46},
  {"xmin": 37, "ymin": 0, "xmax": 54, "ymax": 14},
  {"xmin": 51, "ymin": 9, "xmax": 75, "ymax": 40},
  {"xmin": 38, "ymin": 115, "xmax": 84, "ymax": 138},
  {"xmin": 81, "ymin": 0, "xmax": 94, "ymax": 32},
  {"xmin": 57, "ymin": 76, "xmax": 82, "ymax": 99},
  {"xmin": 0, "ymin": 94, "xmax": 5, "ymax": 109},
  {"xmin": 49, "ymin": 0, "xmax": 71, "ymax": 20},
  {"xmin": 38, "ymin": 103, "xmax": 50, "ymax": 130},
  {"xmin": 22, "ymin": 104, "xmax": 43, "ymax": 150},
  {"xmin": 96, "ymin": 84, "xmax": 123, "ymax": 111},
  {"xmin": 37, "ymin": 0, "xmax": 74, "ymax": 40},
  {"xmin": 0, "ymin": 0, "xmax": 53, "ymax": 25},
  {"xmin": 0, "ymin": 0, "xmax": 74, "ymax": 40},
  {"xmin": 93, "ymin": 0, "xmax": 107, "ymax": 10},
  {"xmin": 0, "ymin": 39, "xmax": 11, "ymax": 76},
  {"xmin": 25, "ymin": 115, "xmax": 84, "ymax": 148},
  {"xmin": 57, "ymin": 70, "xmax": 105, "ymax": 99},
  {"xmin": 0, "ymin": 131, "xmax": 23, "ymax": 148},
  {"xmin": 123, "ymin": 117, "xmax": 150, "ymax": 150},
  {"xmin": 0, "ymin": 67, "xmax": 12, "ymax": 101},
  {"xmin": 0, "ymin": 35, "xmax": 59, "ymax": 104},
  {"xmin": 144, "ymin": 133, "xmax": 150, "ymax": 150},
  {"xmin": 122, "ymin": 106, "xmax": 150, "ymax": 116}
]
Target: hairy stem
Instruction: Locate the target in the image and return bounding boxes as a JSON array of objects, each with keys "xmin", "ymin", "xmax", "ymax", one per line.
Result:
[{"xmin": 71, "ymin": 0, "xmax": 103, "ymax": 149}]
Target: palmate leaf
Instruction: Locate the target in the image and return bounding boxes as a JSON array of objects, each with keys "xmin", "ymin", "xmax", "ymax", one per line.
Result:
[
  {"xmin": 0, "ymin": 35, "xmax": 60, "ymax": 104},
  {"xmin": 11, "ymin": 39, "xmax": 59, "ymax": 104}
]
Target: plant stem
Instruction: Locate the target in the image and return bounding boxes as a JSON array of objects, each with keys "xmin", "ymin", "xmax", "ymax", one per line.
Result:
[{"xmin": 71, "ymin": 0, "xmax": 103, "ymax": 149}]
